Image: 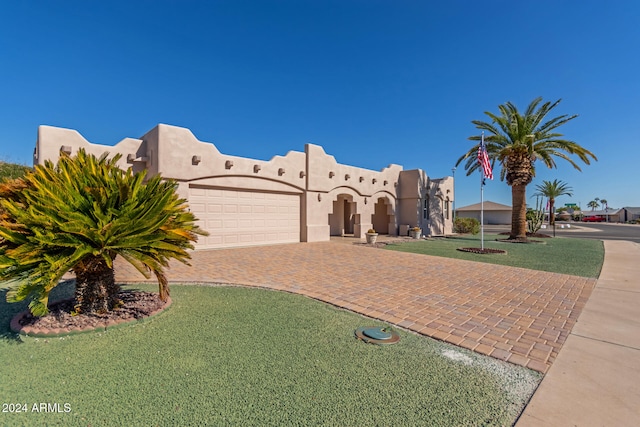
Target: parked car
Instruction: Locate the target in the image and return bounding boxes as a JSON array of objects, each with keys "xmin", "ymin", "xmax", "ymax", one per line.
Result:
[{"xmin": 582, "ymin": 215, "xmax": 606, "ymax": 222}]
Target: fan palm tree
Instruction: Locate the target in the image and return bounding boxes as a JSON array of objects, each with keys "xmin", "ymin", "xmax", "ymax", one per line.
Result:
[
  {"xmin": 0, "ymin": 149, "xmax": 207, "ymax": 316},
  {"xmin": 587, "ymin": 200, "xmax": 600, "ymax": 210},
  {"xmin": 456, "ymin": 97, "xmax": 597, "ymax": 240},
  {"xmin": 600, "ymin": 198, "xmax": 608, "ymax": 210},
  {"xmin": 534, "ymin": 179, "xmax": 573, "ymax": 226}
]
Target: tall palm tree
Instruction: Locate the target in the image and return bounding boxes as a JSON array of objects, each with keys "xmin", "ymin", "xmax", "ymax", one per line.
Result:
[
  {"xmin": 0, "ymin": 149, "xmax": 207, "ymax": 316},
  {"xmin": 456, "ymin": 97, "xmax": 597, "ymax": 240},
  {"xmin": 534, "ymin": 179, "xmax": 573, "ymax": 226},
  {"xmin": 600, "ymin": 199, "xmax": 608, "ymax": 210},
  {"xmin": 587, "ymin": 200, "xmax": 600, "ymax": 210},
  {"xmin": 600, "ymin": 198, "xmax": 609, "ymax": 221}
]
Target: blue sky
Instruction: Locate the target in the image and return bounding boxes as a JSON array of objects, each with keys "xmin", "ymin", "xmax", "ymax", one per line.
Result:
[{"xmin": 1, "ymin": 1, "xmax": 638, "ymax": 210}]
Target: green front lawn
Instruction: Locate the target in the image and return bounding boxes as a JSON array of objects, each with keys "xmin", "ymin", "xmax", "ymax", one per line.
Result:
[
  {"xmin": 0, "ymin": 283, "xmax": 540, "ymax": 426},
  {"xmin": 384, "ymin": 234, "xmax": 604, "ymax": 278}
]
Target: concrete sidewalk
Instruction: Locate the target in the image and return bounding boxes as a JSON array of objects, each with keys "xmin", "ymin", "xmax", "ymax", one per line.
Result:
[{"xmin": 516, "ymin": 240, "xmax": 640, "ymax": 426}]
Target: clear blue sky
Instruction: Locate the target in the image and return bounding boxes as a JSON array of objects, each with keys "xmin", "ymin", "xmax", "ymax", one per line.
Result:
[{"xmin": 1, "ymin": 1, "xmax": 638, "ymax": 210}]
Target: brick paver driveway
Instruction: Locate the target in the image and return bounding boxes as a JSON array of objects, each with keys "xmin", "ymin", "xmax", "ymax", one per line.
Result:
[{"xmin": 115, "ymin": 242, "xmax": 596, "ymax": 373}]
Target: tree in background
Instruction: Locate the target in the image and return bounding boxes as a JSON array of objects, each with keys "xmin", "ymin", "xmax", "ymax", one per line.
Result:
[
  {"xmin": 0, "ymin": 149, "xmax": 208, "ymax": 316},
  {"xmin": 587, "ymin": 200, "xmax": 600, "ymax": 210},
  {"xmin": 456, "ymin": 97, "xmax": 596, "ymax": 240},
  {"xmin": 0, "ymin": 161, "xmax": 31, "ymax": 181},
  {"xmin": 534, "ymin": 179, "xmax": 573, "ymax": 226}
]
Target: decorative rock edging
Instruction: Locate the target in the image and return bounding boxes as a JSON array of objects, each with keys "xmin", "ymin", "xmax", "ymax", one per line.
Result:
[
  {"xmin": 10, "ymin": 297, "xmax": 172, "ymax": 338},
  {"xmin": 457, "ymin": 247, "xmax": 507, "ymax": 254}
]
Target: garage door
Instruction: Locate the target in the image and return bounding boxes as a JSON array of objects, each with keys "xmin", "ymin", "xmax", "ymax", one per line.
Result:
[{"xmin": 188, "ymin": 186, "xmax": 300, "ymax": 249}]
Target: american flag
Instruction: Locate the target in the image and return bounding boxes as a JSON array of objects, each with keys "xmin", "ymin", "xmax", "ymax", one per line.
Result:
[{"xmin": 477, "ymin": 133, "xmax": 493, "ymax": 180}]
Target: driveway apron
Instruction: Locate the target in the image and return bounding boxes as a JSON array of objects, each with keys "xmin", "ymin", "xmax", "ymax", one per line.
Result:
[{"xmin": 115, "ymin": 242, "xmax": 596, "ymax": 373}]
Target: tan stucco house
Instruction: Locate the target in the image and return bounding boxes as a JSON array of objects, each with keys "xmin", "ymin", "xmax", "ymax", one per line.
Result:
[{"xmin": 34, "ymin": 124, "xmax": 454, "ymax": 249}]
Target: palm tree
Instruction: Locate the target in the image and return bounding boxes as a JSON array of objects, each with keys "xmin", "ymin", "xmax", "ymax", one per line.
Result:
[
  {"xmin": 534, "ymin": 179, "xmax": 573, "ymax": 226},
  {"xmin": 0, "ymin": 149, "xmax": 207, "ymax": 316},
  {"xmin": 600, "ymin": 198, "xmax": 609, "ymax": 222},
  {"xmin": 456, "ymin": 97, "xmax": 597, "ymax": 240},
  {"xmin": 587, "ymin": 200, "xmax": 600, "ymax": 211},
  {"xmin": 600, "ymin": 199, "xmax": 608, "ymax": 210}
]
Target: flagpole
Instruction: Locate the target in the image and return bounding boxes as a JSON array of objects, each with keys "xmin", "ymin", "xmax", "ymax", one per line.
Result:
[
  {"xmin": 480, "ymin": 153, "xmax": 485, "ymax": 251},
  {"xmin": 478, "ymin": 131, "xmax": 492, "ymax": 251},
  {"xmin": 480, "ymin": 132, "xmax": 485, "ymax": 250}
]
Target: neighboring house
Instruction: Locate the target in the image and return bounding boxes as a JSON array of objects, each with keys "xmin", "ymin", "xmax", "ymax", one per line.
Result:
[
  {"xmin": 34, "ymin": 124, "xmax": 454, "ymax": 249},
  {"xmin": 456, "ymin": 201, "xmax": 512, "ymax": 225},
  {"xmin": 584, "ymin": 209, "xmax": 624, "ymax": 222},
  {"xmin": 622, "ymin": 207, "xmax": 640, "ymax": 222}
]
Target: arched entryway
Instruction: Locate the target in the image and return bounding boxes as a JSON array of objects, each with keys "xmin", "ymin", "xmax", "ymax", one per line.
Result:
[
  {"xmin": 372, "ymin": 197, "xmax": 392, "ymax": 234},
  {"xmin": 329, "ymin": 194, "xmax": 358, "ymax": 236}
]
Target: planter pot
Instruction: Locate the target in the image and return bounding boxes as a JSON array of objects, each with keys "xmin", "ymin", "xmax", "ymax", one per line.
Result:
[
  {"xmin": 365, "ymin": 233, "xmax": 378, "ymax": 244},
  {"xmin": 410, "ymin": 230, "xmax": 421, "ymax": 239}
]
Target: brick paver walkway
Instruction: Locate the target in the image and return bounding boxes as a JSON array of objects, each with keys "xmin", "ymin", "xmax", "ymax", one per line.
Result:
[{"xmin": 115, "ymin": 242, "xmax": 596, "ymax": 373}]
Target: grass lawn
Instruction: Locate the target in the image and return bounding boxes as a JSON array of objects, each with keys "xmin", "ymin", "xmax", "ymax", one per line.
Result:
[
  {"xmin": 0, "ymin": 282, "xmax": 540, "ymax": 426},
  {"xmin": 384, "ymin": 234, "xmax": 604, "ymax": 278}
]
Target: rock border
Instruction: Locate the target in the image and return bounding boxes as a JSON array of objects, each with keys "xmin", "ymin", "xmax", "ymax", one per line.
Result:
[
  {"xmin": 10, "ymin": 296, "xmax": 172, "ymax": 337},
  {"xmin": 457, "ymin": 247, "xmax": 507, "ymax": 255}
]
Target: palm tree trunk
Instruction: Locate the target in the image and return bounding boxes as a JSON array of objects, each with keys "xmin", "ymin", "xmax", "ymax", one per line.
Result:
[
  {"xmin": 510, "ymin": 184, "xmax": 528, "ymax": 239},
  {"xmin": 549, "ymin": 198, "xmax": 556, "ymax": 226},
  {"xmin": 74, "ymin": 256, "xmax": 121, "ymax": 314}
]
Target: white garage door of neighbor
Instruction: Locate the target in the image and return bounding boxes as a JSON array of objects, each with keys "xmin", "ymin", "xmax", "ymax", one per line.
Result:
[{"xmin": 188, "ymin": 186, "xmax": 300, "ymax": 249}]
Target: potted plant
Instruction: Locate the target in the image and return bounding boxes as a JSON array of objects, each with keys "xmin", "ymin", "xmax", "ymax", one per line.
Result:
[
  {"xmin": 366, "ymin": 228, "xmax": 378, "ymax": 244},
  {"xmin": 410, "ymin": 226, "xmax": 422, "ymax": 239}
]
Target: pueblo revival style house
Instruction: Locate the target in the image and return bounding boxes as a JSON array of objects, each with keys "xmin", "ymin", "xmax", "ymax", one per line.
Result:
[{"xmin": 34, "ymin": 124, "xmax": 454, "ymax": 249}]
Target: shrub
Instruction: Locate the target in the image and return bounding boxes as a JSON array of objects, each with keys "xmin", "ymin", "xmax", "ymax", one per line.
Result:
[
  {"xmin": 0, "ymin": 149, "xmax": 208, "ymax": 316},
  {"xmin": 0, "ymin": 161, "xmax": 31, "ymax": 181},
  {"xmin": 527, "ymin": 196, "xmax": 545, "ymax": 234},
  {"xmin": 453, "ymin": 217, "xmax": 480, "ymax": 235}
]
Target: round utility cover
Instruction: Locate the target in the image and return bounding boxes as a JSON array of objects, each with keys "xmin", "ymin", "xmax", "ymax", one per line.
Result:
[
  {"xmin": 362, "ymin": 327, "xmax": 393, "ymax": 340},
  {"xmin": 355, "ymin": 326, "xmax": 400, "ymax": 345}
]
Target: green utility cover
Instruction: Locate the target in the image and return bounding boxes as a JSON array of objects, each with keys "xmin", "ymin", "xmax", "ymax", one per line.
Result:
[{"xmin": 362, "ymin": 327, "xmax": 392, "ymax": 340}]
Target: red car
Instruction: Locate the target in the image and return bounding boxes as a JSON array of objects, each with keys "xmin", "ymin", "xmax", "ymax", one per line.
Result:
[{"xmin": 582, "ymin": 215, "xmax": 606, "ymax": 222}]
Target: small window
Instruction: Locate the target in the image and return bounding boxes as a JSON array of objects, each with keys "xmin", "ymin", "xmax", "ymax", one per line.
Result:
[
  {"xmin": 445, "ymin": 198, "xmax": 450, "ymax": 220},
  {"xmin": 423, "ymin": 196, "xmax": 430, "ymax": 220}
]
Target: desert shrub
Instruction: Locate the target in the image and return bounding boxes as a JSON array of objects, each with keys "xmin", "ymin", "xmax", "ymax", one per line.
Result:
[
  {"xmin": 527, "ymin": 196, "xmax": 545, "ymax": 234},
  {"xmin": 453, "ymin": 217, "xmax": 480, "ymax": 235},
  {"xmin": 0, "ymin": 161, "xmax": 31, "ymax": 181}
]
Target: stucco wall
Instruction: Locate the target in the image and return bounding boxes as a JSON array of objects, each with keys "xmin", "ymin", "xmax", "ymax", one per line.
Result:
[{"xmin": 34, "ymin": 124, "xmax": 453, "ymax": 245}]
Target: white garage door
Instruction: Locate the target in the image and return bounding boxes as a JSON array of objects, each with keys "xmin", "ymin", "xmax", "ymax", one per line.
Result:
[{"xmin": 188, "ymin": 186, "xmax": 300, "ymax": 249}]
